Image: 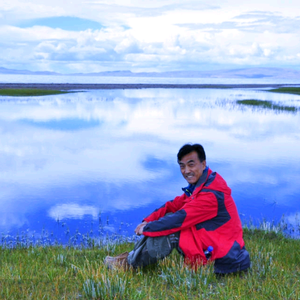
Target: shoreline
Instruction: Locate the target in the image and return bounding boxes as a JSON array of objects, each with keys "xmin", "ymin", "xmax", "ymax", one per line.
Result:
[{"xmin": 1, "ymin": 83, "xmax": 300, "ymax": 90}]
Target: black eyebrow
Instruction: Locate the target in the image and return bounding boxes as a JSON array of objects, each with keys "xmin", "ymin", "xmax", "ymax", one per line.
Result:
[
  {"xmin": 179, "ymin": 159, "xmax": 195, "ymax": 165},
  {"xmin": 187, "ymin": 159, "xmax": 195, "ymax": 163}
]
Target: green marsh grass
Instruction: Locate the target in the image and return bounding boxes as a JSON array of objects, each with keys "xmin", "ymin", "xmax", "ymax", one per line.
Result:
[
  {"xmin": 236, "ymin": 99, "xmax": 298, "ymax": 112},
  {"xmin": 0, "ymin": 227, "xmax": 299, "ymax": 299},
  {"xmin": 0, "ymin": 88, "xmax": 70, "ymax": 97},
  {"xmin": 269, "ymin": 87, "xmax": 300, "ymax": 96}
]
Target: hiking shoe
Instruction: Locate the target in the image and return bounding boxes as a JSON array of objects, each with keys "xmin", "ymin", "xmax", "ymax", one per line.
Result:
[{"xmin": 104, "ymin": 252, "xmax": 130, "ymax": 270}]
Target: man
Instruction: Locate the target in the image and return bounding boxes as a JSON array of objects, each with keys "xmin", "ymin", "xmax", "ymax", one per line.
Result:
[{"xmin": 104, "ymin": 144, "xmax": 250, "ymax": 274}]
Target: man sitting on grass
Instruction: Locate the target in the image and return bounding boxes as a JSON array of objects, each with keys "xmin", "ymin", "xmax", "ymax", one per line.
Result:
[{"xmin": 104, "ymin": 143, "xmax": 250, "ymax": 275}]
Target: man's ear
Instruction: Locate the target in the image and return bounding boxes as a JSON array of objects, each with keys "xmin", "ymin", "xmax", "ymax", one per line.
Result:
[{"xmin": 202, "ymin": 160, "xmax": 207, "ymax": 169}]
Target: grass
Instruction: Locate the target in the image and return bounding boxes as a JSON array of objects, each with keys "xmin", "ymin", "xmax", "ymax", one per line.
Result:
[
  {"xmin": 0, "ymin": 88, "xmax": 70, "ymax": 97},
  {"xmin": 0, "ymin": 228, "xmax": 299, "ymax": 299},
  {"xmin": 269, "ymin": 87, "xmax": 300, "ymax": 96},
  {"xmin": 236, "ymin": 99, "xmax": 298, "ymax": 112}
]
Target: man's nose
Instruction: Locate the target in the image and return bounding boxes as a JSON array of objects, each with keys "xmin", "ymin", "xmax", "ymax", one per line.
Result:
[{"xmin": 184, "ymin": 166, "xmax": 191, "ymax": 174}]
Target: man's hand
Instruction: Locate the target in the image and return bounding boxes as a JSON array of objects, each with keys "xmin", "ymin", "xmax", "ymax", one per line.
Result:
[{"xmin": 134, "ymin": 221, "xmax": 148, "ymax": 235}]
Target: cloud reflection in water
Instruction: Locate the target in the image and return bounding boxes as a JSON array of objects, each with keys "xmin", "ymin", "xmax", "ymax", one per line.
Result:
[{"xmin": 0, "ymin": 88, "xmax": 299, "ymax": 238}]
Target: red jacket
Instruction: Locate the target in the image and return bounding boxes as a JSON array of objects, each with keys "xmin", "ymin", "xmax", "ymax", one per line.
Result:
[{"xmin": 142, "ymin": 168, "xmax": 250, "ymax": 273}]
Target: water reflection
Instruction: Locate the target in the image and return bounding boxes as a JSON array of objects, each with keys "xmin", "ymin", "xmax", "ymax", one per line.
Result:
[
  {"xmin": 0, "ymin": 88, "xmax": 300, "ymax": 242},
  {"xmin": 2, "ymin": 74, "xmax": 300, "ymax": 84}
]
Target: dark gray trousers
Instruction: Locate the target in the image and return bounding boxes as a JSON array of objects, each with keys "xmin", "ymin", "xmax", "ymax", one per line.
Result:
[{"xmin": 127, "ymin": 232, "xmax": 183, "ymax": 268}]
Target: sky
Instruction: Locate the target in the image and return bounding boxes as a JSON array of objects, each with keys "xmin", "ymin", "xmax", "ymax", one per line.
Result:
[{"xmin": 0, "ymin": 0, "xmax": 300, "ymax": 73}]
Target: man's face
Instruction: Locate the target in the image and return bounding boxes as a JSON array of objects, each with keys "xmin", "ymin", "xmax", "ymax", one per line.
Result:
[{"xmin": 179, "ymin": 151, "xmax": 206, "ymax": 185}]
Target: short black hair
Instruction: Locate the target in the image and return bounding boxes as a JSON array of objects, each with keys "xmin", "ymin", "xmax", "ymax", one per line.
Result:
[{"xmin": 177, "ymin": 144, "xmax": 206, "ymax": 162}]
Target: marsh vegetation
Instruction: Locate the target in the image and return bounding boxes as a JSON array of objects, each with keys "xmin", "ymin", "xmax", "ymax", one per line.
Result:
[
  {"xmin": 0, "ymin": 227, "xmax": 299, "ymax": 299},
  {"xmin": 0, "ymin": 88, "xmax": 70, "ymax": 96},
  {"xmin": 236, "ymin": 99, "xmax": 298, "ymax": 112},
  {"xmin": 269, "ymin": 87, "xmax": 300, "ymax": 95}
]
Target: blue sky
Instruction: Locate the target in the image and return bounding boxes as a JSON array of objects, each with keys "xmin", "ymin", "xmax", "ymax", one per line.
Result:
[{"xmin": 0, "ymin": 0, "xmax": 300, "ymax": 73}]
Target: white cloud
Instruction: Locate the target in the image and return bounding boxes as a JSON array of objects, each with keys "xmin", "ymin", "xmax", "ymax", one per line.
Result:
[
  {"xmin": 0, "ymin": 0, "xmax": 65, "ymax": 23},
  {"xmin": 48, "ymin": 204, "xmax": 98, "ymax": 220},
  {"xmin": 114, "ymin": 36, "xmax": 141, "ymax": 54},
  {"xmin": 1, "ymin": 0, "xmax": 300, "ymax": 72}
]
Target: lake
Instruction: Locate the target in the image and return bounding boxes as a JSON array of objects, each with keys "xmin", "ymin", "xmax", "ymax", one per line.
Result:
[{"xmin": 0, "ymin": 79, "xmax": 300, "ymax": 245}]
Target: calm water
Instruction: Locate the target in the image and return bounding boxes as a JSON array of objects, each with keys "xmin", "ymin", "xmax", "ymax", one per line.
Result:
[
  {"xmin": 1, "ymin": 84, "xmax": 300, "ymax": 244},
  {"xmin": 1, "ymin": 74, "xmax": 300, "ymax": 84}
]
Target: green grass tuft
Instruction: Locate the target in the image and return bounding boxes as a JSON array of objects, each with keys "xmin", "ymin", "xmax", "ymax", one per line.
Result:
[
  {"xmin": 0, "ymin": 228, "xmax": 299, "ymax": 299},
  {"xmin": 237, "ymin": 99, "xmax": 298, "ymax": 112},
  {"xmin": 269, "ymin": 87, "xmax": 300, "ymax": 96},
  {"xmin": 0, "ymin": 88, "xmax": 70, "ymax": 97}
]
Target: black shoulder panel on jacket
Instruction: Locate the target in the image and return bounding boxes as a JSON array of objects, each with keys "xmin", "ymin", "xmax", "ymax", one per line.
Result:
[
  {"xmin": 194, "ymin": 168, "xmax": 209, "ymax": 189},
  {"xmin": 143, "ymin": 210, "xmax": 187, "ymax": 233},
  {"xmin": 195, "ymin": 189, "xmax": 231, "ymax": 231},
  {"xmin": 204, "ymin": 172, "xmax": 217, "ymax": 187}
]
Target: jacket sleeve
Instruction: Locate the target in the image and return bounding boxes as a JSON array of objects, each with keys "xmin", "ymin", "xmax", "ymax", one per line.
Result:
[
  {"xmin": 143, "ymin": 191, "xmax": 218, "ymax": 237},
  {"xmin": 143, "ymin": 194, "xmax": 186, "ymax": 223}
]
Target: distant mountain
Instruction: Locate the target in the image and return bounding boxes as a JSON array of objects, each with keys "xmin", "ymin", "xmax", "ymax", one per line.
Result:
[
  {"xmin": 0, "ymin": 67, "xmax": 60, "ymax": 76},
  {"xmin": 71, "ymin": 67, "xmax": 300, "ymax": 78},
  {"xmin": 198, "ymin": 68, "xmax": 300, "ymax": 79},
  {"xmin": 1, "ymin": 66, "xmax": 300, "ymax": 79}
]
